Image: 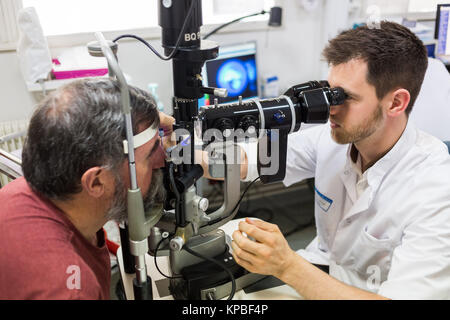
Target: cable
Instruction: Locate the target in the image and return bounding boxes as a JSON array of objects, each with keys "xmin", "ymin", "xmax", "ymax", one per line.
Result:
[
  {"xmin": 203, "ymin": 10, "xmax": 267, "ymax": 40},
  {"xmin": 243, "ymin": 183, "xmax": 251, "ymax": 213},
  {"xmin": 153, "ymin": 236, "xmax": 182, "ymax": 280},
  {"xmin": 230, "ymin": 176, "xmax": 260, "ymax": 216},
  {"xmin": 183, "ymin": 245, "xmax": 236, "ymax": 300},
  {"xmin": 206, "ymin": 176, "xmax": 261, "ymax": 226},
  {"xmin": 113, "ymin": 0, "xmax": 196, "ymax": 61},
  {"xmin": 226, "ymin": 176, "xmax": 260, "ymax": 217},
  {"xmin": 113, "ymin": 34, "xmax": 169, "ymax": 60},
  {"xmin": 236, "ymin": 179, "xmax": 314, "ymax": 234}
]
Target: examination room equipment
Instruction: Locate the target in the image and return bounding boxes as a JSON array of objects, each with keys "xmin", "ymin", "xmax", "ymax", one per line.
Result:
[
  {"xmin": 199, "ymin": 41, "xmax": 259, "ymax": 105},
  {"xmin": 435, "ymin": 4, "xmax": 450, "ymax": 57},
  {"xmin": 87, "ymin": 0, "xmax": 347, "ymax": 300}
]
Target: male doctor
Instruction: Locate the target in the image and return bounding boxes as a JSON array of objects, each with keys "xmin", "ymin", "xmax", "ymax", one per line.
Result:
[{"xmin": 231, "ymin": 21, "xmax": 450, "ymax": 299}]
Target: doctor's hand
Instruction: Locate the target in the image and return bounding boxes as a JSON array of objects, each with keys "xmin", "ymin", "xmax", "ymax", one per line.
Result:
[
  {"xmin": 159, "ymin": 111, "xmax": 175, "ymax": 136},
  {"xmin": 159, "ymin": 111, "xmax": 176, "ymax": 150},
  {"xmin": 231, "ymin": 218, "xmax": 297, "ymax": 279}
]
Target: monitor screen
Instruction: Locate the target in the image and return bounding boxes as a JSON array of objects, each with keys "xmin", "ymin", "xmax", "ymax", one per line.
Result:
[
  {"xmin": 200, "ymin": 42, "xmax": 258, "ymax": 106},
  {"xmin": 436, "ymin": 4, "xmax": 450, "ymax": 56}
]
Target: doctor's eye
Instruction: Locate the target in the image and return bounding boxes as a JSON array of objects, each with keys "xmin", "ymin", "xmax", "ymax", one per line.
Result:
[{"xmin": 342, "ymin": 91, "xmax": 353, "ymax": 100}]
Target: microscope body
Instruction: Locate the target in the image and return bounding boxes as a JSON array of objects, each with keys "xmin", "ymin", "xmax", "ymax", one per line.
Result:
[{"xmin": 151, "ymin": 81, "xmax": 345, "ymax": 299}]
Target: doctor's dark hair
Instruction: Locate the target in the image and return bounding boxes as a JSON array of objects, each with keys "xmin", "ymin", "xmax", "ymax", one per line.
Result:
[
  {"xmin": 22, "ymin": 78, "xmax": 159, "ymax": 200},
  {"xmin": 322, "ymin": 21, "xmax": 428, "ymax": 116}
]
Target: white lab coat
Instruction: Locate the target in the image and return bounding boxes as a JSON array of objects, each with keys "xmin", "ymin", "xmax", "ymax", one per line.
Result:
[{"xmin": 244, "ymin": 120, "xmax": 450, "ymax": 299}]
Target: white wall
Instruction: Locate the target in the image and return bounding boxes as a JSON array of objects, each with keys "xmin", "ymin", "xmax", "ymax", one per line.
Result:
[{"xmin": 0, "ymin": 0, "xmax": 351, "ymax": 121}]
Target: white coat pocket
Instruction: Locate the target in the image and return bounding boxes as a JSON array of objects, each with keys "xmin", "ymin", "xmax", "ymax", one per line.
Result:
[{"xmin": 350, "ymin": 227, "xmax": 398, "ymax": 285}]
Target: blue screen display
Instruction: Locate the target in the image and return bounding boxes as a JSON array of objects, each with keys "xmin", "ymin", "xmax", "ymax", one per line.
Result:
[
  {"xmin": 215, "ymin": 58, "xmax": 257, "ymax": 97},
  {"xmin": 205, "ymin": 53, "xmax": 258, "ymax": 104},
  {"xmin": 217, "ymin": 59, "xmax": 248, "ymax": 96}
]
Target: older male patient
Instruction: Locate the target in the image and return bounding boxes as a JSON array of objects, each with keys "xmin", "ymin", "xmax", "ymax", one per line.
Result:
[{"xmin": 0, "ymin": 79, "xmax": 168, "ymax": 299}]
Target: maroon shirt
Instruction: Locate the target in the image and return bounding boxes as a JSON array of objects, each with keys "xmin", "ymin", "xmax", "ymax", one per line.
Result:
[{"xmin": 0, "ymin": 177, "xmax": 110, "ymax": 299}]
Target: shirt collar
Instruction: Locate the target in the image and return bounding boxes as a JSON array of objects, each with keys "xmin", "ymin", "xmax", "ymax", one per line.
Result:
[
  {"xmin": 344, "ymin": 120, "xmax": 417, "ymax": 191},
  {"xmin": 348, "ymin": 146, "xmax": 365, "ymax": 180}
]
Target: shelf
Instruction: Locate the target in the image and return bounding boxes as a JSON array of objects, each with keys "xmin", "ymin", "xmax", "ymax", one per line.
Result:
[{"xmin": 26, "ymin": 75, "xmax": 108, "ymax": 93}]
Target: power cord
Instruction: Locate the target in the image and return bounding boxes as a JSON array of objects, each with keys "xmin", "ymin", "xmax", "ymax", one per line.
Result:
[
  {"xmin": 231, "ymin": 176, "xmax": 261, "ymax": 216},
  {"xmin": 182, "ymin": 245, "xmax": 236, "ymax": 300},
  {"xmin": 113, "ymin": 0, "xmax": 196, "ymax": 61},
  {"xmin": 236, "ymin": 179, "xmax": 315, "ymax": 236},
  {"xmin": 206, "ymin": 176, "xmax": 261, "ymax": 226},
  {"xmin": 203, "ymin": 10, "xmax": 267, "ymax": 40},
  {"xmin": 153, "ymin": 236, "xmax": 182, "ymax": 280},
  {"xmin": 153, "ymin": 227, "xmax": 237, "ymax": 299},
  {"xmin": 153, "ymin": 234, "xmax": 237, "ymax": 301}
]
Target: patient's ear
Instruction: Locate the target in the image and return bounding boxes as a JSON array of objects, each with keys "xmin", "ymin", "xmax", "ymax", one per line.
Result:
[{"xmin": 80, "ymin": 167, "xmax": 111, "ymax": 198}]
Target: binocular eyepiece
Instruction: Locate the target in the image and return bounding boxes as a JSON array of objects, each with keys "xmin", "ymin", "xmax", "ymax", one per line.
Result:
[{"xmin": 198, "ymin": 80, "xmax": 347, "ymax": 140}]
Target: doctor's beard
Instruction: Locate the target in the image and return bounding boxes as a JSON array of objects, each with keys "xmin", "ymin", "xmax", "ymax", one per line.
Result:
[
  {"xmin": 105, "ymin": 169, "xmax": 166, "ymax": 223},
  {"xmin": 330, "ymin": 103, "xmax": 383, "ymax": 145}
]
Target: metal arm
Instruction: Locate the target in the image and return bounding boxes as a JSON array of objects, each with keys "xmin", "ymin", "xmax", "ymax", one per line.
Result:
[
  {"xmin": 94, "ymin": 32, "xmax": 137, "ymax": 189},
  {"xmin": 89, "ymin": 32, "xmax": 163, "ymax": 299}
]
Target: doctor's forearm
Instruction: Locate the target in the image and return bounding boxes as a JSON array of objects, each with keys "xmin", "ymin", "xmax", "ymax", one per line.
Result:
[
  {"xmin": 198, "ymin": 147, "xmax": 248, "ymax": 180},
  {"xmin": 279, "ymin": 255, "xmax": 389, "ymax": 300}
]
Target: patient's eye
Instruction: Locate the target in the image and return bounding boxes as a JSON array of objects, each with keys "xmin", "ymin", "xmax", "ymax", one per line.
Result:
[{"xmin": 147, "ymin": 137, "xmax": 161, "ymax": 159}]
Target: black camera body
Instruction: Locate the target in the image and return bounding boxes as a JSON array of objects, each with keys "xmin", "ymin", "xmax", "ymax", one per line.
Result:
[{"xmin": 198, "ymin": 81, "xmax": 347, "ymax": 183}]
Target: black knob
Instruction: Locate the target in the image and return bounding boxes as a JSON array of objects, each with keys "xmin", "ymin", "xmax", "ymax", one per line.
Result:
[
  {"xmin": 214, "ymin": 118, "xmax": 234, "ymax": 132},
  {"xmin": 239, "ymin": 115, "xmax": 258, "ymax": 133}
]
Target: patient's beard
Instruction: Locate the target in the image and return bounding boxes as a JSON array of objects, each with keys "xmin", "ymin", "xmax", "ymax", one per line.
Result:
[{"xmin": 105, "ymin": 169, "xmax": 166, "ymax": 223}]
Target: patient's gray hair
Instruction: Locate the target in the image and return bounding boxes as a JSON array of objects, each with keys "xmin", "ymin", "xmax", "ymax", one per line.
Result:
[{"xmin": 22, "ymin": 78, "xmax": 159, "ymax": 200}]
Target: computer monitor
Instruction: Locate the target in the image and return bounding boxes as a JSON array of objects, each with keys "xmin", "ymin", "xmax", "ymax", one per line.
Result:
[
  {"xmin": 435, "ymin": 4, "xmax": 450, "ymax": 56},
  {"xmin": 200, "ymin": 41, "xmax": 259, "ymax": 106}
]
